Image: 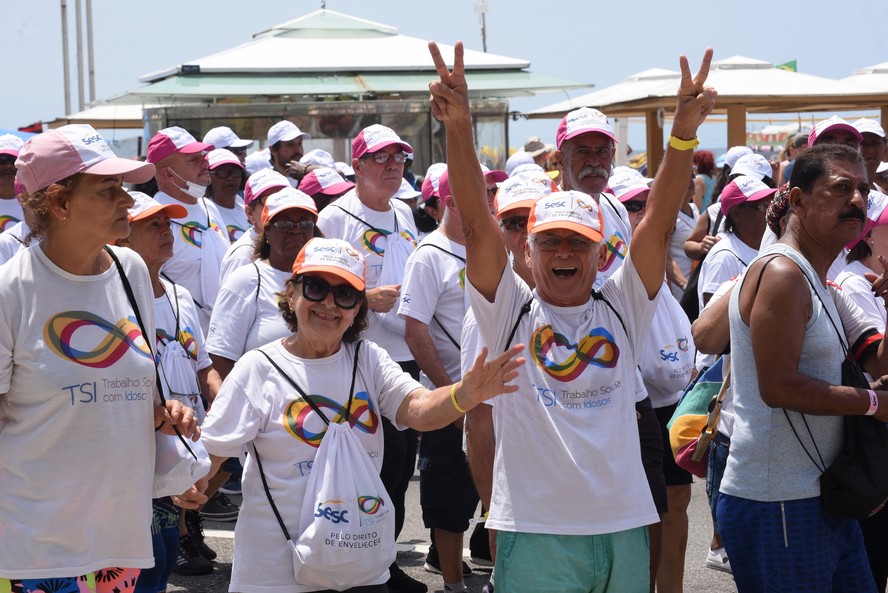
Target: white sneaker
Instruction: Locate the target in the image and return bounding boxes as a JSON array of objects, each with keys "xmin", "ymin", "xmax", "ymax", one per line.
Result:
[{"xmin": 706, "ymin": 547, "xmax": 732, "ymax": 574}]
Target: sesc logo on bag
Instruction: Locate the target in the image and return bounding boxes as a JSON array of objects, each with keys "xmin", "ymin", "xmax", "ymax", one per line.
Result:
[{"xmin": 315, "ymin": 499, "xmax": 350, "ymax": 524}]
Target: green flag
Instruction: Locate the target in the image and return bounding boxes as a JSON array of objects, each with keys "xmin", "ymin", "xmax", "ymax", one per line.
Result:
[{"xmin": 776, "ymin": 60, "xmax": 797, "ymax": 72}]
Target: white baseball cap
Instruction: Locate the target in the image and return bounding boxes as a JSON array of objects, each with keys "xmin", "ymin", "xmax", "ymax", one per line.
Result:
[
  {"xmin": 267, "ymin": 121, "xmax": 311, "ymax": 146},
  {"xmin": 608, "ymin": 167, "xmax": 652, "ymax": 202},
  {"xmin": 300, "ymin": 149, "xmax": 336, "ymax": 169},
  {"xmin": 0, "ymin": 134, "xmax": 24, "ymax": 157},
  {"xmin": 852, "ymin": 118, "xmax": 886, "ymax": 139},
  {"xmin": 731, "ymin": 153, "xmax": 772, "ymax": 181},
  {"xmin": 203, "ymin": 126, "xmax": 253, "ymax": 149},
  {"xmin": 244, "ymin": 168, "xmax": 290, "ymax": 206},
  {"xmin": 723, "ymin": 146, "xmax": 753, "ymax": 169},
  {"xmin": 556, "ymin": 107, "xmax": 616, "ymax": 149},
  {"xmin": 260, "ymin": 187, "xmax": 318, "ymax": 227},
  {"xmin": 293, "ymin": 237, "xmax": 366, "ymax": 291},
  {"xmin": 394, "ymin": 179, "xmax": 422, "ymax": 201},
  {"xmin": 298, "ymin": 167, "xmax": 355, "ymax": 197},
  {"xmin": 719, "ymin": 176, "xmax": 777, "ymax": 216},
  {"xmin": 494, "ymin": 170, "xmax": 557, "ymax": 218},
  {"xmin": 528, "ymin": 190, "xmax": 604, "ymax": 243},
  {"xmin": 506, "ymin": 151, "xmax": 535, "ymax": 177},
  {"xmin": 207, "ymin": 148, "xmax": 244, "ymax": 170}
]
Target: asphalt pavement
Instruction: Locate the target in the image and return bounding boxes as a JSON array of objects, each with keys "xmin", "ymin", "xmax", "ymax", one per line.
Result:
[{"xmin": 169, "ymin": 475, "xmax": 737, "ymax": 593}]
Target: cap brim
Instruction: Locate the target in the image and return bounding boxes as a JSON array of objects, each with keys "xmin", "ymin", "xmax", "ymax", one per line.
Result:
[
  {"xmin": 616, "ymin": 187, "xmax": 650, "ymax": 202},
  {"xmin": 496, "ymin": 199, "xmax": 536, "ymax": 219},
  {"xmin": 267, "ymin": 203, "xmax": 319, "ymax": 222},
  {"xmin": 562, "ymin": 128, "xmax": 618, "ymax": 145},
  {"xmin": 299, "ymin": 265, "xmax": 365, "ymax": 291},
  {"xmin": 85, "ymin": 158, "xmax": 156, "ymax": 185},
  {"xmin": 529, "ymin": 220, "xmax": 603, "ymax": 243},
  {"xmin": 227, "ymin": 139, "xmax": 254, "ymax": 148},
  {"xmin": 318, "ymin": 181, "xmax": 355, "ymax": 196},
  {"xmin": 209, "ymin": 158, "xmax": 244, "ymax": 170},
  {"xmin": 280, "ymin": 132, "xmax": 312, "ymax": 143},
  {"xmin": 180, "ymin": 141, "xmax": 215, "ymax": 154},
  {"xmin": 130, "ymin": 202, "xmax": 188, "ymax": 222},
  {"xmin": 484, "ymin": 170, "xmax": 508, "ymax": 183},
  {"xmin": 748, "ymin": 188, "xmax": 778, "ymax": 203},
  {"xmin": 368, "ymin": 140, "xmax": 412, "ymax": 155},
  {"xmin": 0, "ymin": 149, "xmax": 20, "ymax": 157}
]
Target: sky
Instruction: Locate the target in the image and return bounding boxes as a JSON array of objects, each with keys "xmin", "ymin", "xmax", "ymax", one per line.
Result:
[{"xmin": 3, "ymin": 0, "xmax": 888, "ymax": 154}]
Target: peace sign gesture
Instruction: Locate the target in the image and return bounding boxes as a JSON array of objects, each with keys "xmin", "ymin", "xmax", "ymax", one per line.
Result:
[
  {"xmin": 672, "ymin": 48, "xmax": 718, "ymax": 139},
  {"xmin": 428, "ymin": 40, "xmax": 471, "ymax": 124}
]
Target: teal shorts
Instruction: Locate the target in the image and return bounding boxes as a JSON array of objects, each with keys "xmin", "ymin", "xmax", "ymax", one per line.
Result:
[{"xmin": 495, "ymin": 527, "xmax": 650, "ymax": 593}]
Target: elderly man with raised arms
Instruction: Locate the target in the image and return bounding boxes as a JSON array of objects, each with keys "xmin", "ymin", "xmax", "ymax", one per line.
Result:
[{"xmin": 428, "ymin": 40, "xmax": 715, "ymax": 593}]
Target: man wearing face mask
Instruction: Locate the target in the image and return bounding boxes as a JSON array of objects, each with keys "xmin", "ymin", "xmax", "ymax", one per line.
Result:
[{"xmin": 148, "ymin": 126, "xmax": 231, "ymax": 333}]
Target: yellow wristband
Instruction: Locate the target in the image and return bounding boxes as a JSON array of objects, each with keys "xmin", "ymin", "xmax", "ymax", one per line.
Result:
[
  {"xmin": 450, "ymin": 383, "xmax": 468, "ymax": 414},
  {"xmin": 483, "ymin": 511, "xmax": 489, "ymax": 521},
  {"xmin": 668, "ymin": 135, "xmax": 700, "ymax": 151}
]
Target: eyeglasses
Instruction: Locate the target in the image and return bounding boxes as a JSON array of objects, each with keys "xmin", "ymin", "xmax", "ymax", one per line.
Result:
[
  {"xmin": 210, "ymin": 167, "xmax": 244, "ymax": 179},
  {"xmin": 623, "ymin": 200, "xmax": 647, "ymax": 213},
  {"xmin": 743, "ymin": 202, "xmax": 769, "ymax": 213},
  {"xmin": 486, "ymin": 187, "xmax": 498, "ymax": 198},
  {"xmin": 362, "ymin": 151, "xmax": 408, "ymax": 165},
  {"xmin": 298, "ymin": 275, "xmax": 363, "ymax": 309},
  {"xmin": 500, "ymin": 216, "xmax": 528, "ymax": 232},
  {"xmin": 532, "ymin": 234, "xmax": 595, "ymax": 251},
  {"xmin": 271, "ymin": 219, "xmax": 315, "ymax": 233},
  {"xmin": 227, "ymin": 147, "xmax": 248, "ymax": 157}
]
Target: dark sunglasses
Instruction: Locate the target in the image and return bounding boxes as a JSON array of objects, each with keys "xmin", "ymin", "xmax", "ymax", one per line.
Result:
[
  {"xmin": 298, "ymin": 275, "xmax": 363, "ymax": 309},
  {"xmin": 272, "ymin": 219, "xmax": 315, "ymax": 233},
  {"xmin": 623, "ymin": 200, "xmax": 647, "ymax": 213},
  {"xmin": 210, "ymin": 167, "xmax": 244, "ymax": 179},
  {"xmin": 500, "ymin": 216, "xmax": 528, "ymax": 232}
]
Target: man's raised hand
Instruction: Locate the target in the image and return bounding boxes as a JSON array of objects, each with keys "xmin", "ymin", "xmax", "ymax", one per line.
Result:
[
  {"xmin": 428, "ymin": 41, "xmax": 470, "ymax": 123},
  {"xmin": 673, "ymin": 48, "xmax": 717, "ymax": 138}
]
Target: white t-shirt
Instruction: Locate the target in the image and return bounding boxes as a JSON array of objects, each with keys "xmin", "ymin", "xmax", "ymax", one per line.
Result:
[
  {"xmin": 0, "ymin": 197, "xmax": 23, "ymax": 232},
  {"xmin": 155, "ymin": 279, "xmax": 212, "ymax": 420},
  {"xmin": 213, "ymin": 196, "xmax": 250, "ymax": 243},
  {"xmin": 697, "ymin": 232, "xmax": 757, "ymax": 308},
  {"xmin": 207, "ymin": 260, "xmax": 292, "ymax": 362},
  {"xmin": 317, "ymin": 190, "xmax": 419, "ymax": 361},
  {"xmin": 200, "ymin": 339, "xmax": 421, "ymax": 593},
  {"xmin": 0, "ymin": 245, "xmax": 156, "ymax": 577},
  {"xmin": 639, "ymin": 284, "xmax": 695, "ymax": 408},
  {"xmin": 398, "ymin": 231, "xmax": 466, "ymax": 387},
  {"xmin": 594, "ymin": 192, "xmax": 633, "ymax": 289},
  {"xmin": 669, "ymin": 205, "xmax": 699, "ymax": 300},
  {"xmin": 467, "ymin": 257, "xmax": 659, "ymax": 535},
  {"xmin": 835, "ymin": 260, "xmax": 887, "ymax": 329},
  {"xmin": 0, "ymin": 221, "xmax": 28, "ymax": 265},
  {"xmin": 155, "ymin": 192, "xmax": 230, "ymax": 333},
  {"xmin": 220, "ymin": 226, "xmax": 258, "ymax": 284}
]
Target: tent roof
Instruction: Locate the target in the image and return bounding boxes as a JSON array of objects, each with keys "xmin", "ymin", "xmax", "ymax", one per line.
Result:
[
  {"xmin": 139, "ymin": 9, "xmax": 535, "ymax": 82},
  {"xmin": 841, "ymin": 61, "xmax": 888, "ymax": 90},
  {"xmin": 529, "ymin": 55, "xmax": 888, "ymax": 119}
]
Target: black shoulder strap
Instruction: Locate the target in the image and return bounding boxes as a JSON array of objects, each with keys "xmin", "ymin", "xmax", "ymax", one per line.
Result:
[
  {"xmin": 253, "ymin": 261, "xmax": 262, "ymax": 303},
  {"xmin": 432, "ymin": 315, "xmax": 461, "ymax": 351},
  {"xmin": 416, "ymin": 242, "xmax": 467, "ymax": 263},
  {"xmin": 160, "ymin": 271, "xmax": 206, "ymax": 312},
  {"xmin": 709, "ymin": 209, "xmax": 725, "ymax": 237},
  {"xmin": 590, "ymin": 290, "xmax": 628, "ymax": 338},
  {"xmin": 506, "ymin": 299, "xmax": 533, "ymax": 349},
  {"xmin": 333, "ymin": 204, "xmax": 384, "ymax": 233},
  {"xmin": 600, "ymin": 192, "xmax": 623, "ymax": 217}
]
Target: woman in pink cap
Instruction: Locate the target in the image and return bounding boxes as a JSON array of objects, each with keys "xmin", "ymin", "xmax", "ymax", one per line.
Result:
[
  {"xmin": 0, "ymin": 125, "xmax": 202, "ymax": 591},
  {"xmin": 199, "ymin": 237, "xmax": 524, "ymax": 593}
]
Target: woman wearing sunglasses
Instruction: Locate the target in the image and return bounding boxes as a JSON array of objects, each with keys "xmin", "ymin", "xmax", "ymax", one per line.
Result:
[
  {"xmin": 207, "ymin": 187, "xmax": 319, "ymax": 380},
  {"xmin": 200, "ymin": 237, "xmax": 524, "ymax": 593}
]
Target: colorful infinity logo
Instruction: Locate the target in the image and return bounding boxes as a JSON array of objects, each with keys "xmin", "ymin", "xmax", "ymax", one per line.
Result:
[
  {"xmin": 45, "ymin": 311, "xmax": 153, "ymax": 368},
  {"xmin": 531, "ymin": 324, "xmax": 620, "ymax": 381},
  {"xmin": 180, "ymin": 222, "xmax": 205, "ymax": 247},
  {"xmin": 458, "ymin": 268, "xmax": 466, "ymax": 289},
  {"xmin": 358, "ymin": 496, "xmax": 385, "ymax": 514},
  {"xmin": 400, "ymin": 229, "xmax": 418, "ymax": 248},
  {"xmin": 598, "ymin": 231, "xmax": 628, "ymax": 273},
  {"xmin": 283, "ymin": 391, "xmax": 379, "ymax": 448},
  {"xmin": 157, "ymin": 327, "xmax": 199, "ymax": 361},
  {"xmin": 362, "ymin": 229, "xmax": 390, "ymax": 255},
  {"xmin": 0, "ymin": 215, "xmax": 20, "ymax": 232},
  {"xmin": 226, "ymin": 224, "xmax": 245, "ymax": 242},
  {"xmin": 677, "ymin": 337, "xmax": 689, "ymax": 352}
]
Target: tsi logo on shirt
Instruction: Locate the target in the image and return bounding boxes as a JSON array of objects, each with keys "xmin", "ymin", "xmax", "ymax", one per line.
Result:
[{"xmin": 315, "ymin": 500, "xmax": 349, "ymax": 524}]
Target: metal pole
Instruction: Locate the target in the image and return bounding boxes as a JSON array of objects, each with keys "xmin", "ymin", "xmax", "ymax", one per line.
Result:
[
  {"xmin": 75, "ymin": 0, "xmax": 84, "ymax": 111},
  {"xmin": 86, "ymin": 0, "xmax": 95, "ymax": 102},
  {"xmin": 61, "ymin": 0, "xmax": 71, "ymax": 115},
  {"xmin": 481, "ymin": 12, "xmax": 487, "ymax": 53}
]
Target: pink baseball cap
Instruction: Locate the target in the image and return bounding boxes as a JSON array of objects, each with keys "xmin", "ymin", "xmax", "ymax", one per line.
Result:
[
  {"xmin": 556, "ymin": 107, "xmax": 617, "ymax": 150},
  {"xmin": 15, "ymin": 124, "xmax": 155, "ymax": 194},
  {"xmin": 260, "ymin": 187, "xmax": 318, "ymax": 227},
  {"xmin": 494, "ymin": 170, "xmax": 557, "ymax": 218},
  {"xmin": 808, "ymin": 115, "xmax": 863, "ymax": 148},
  {"xmin": 207, "ymin": 148, "xmax": 244, "ymax": 170},
  {"xmin": 720, "ymin": 176, "xmax": 777, "ymax": 216},
  {"xmin": 608, "ymin": 168, "xmax": 652, "ymax": 202},
  {"xmin": 0, "ymin": 134, "xmax": 24, "ymax": 157},
  {"xmin": 147, "ymin": 126, "xmax": 213, "ymax": 164},
  {"xmin": 352, "ymin": 124, "xmax": 412, "ymax": 160},
  {"xmin": 420, "ymin": 163, "xmax": 447, "ymax": 204},
  {"xmin": 482, "ymin": 164, "xmax": 508, "ymax": 183},
  {"xmin": 528, "ymin": 191, "xmax": 604, "ymax": 243},
  {"xmin": 299, "ymin": 167, "xmax": 355, "ymax": 197},
  {"xmin": 849, "ymin": 189, "xmax": 888, "ymax": 249},
  {"xmin": 293, "ymin": 237, "xmax": 366, "ymax": 291},
  {"xmin": 244, "ymin": 169, "xmax": 290, "ymax": 206},
  {"xmin": 127, "ymin": 191, "xmax": 187, "ymax": 222}
]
